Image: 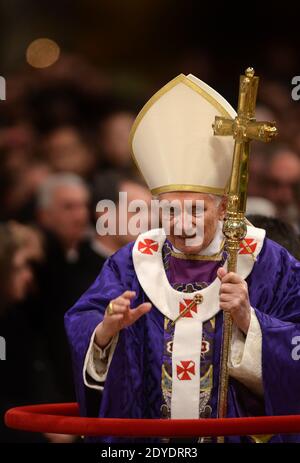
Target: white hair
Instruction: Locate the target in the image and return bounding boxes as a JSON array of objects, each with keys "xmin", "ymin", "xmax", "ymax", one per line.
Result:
[{"xmin": 37, "ymin": 173, "xmax": 89, "ymax": 209}]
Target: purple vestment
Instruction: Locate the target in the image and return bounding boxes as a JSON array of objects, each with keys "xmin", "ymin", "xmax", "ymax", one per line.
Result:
[{"xmin": 65, "ymin": 237, "xmax": 300, "ymax": 443}]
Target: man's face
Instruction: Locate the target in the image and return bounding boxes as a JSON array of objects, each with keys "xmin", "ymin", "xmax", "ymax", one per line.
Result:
[
  {"xmin": 39, "ymin": 185, "xmax": 90, "ymax": 247},
  {"xmin": 99, "ymin": 112, "xmax": 135, "ymax": 168},
  {"xmin": 43, "ymin": 127, "xmax": 95, "ymax": 177},
  {"xmin": 9, "ymin": 247, "xmax": 33, "ymax": 302},
  {"xmin": 159, "ymin": 191, "xmax": 226, "ymax": 254},
  {"xmin": 266, "ymin": 151, "xmax": 300, "ymax": 215}
]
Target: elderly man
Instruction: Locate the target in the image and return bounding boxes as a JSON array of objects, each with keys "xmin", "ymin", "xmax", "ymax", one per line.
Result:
[
  {"xmin": 36, "ymin": 173, "xmax": 104, "ymax": 403},
  {"xmin": 65, "ymin": 74, "xmax": 300, "ymax": 443}
]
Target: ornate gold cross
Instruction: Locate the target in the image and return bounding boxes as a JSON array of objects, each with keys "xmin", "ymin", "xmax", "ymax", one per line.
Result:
[{"xmin": 212, "ymin": 68, "xmax": 277, "ymax": 437}]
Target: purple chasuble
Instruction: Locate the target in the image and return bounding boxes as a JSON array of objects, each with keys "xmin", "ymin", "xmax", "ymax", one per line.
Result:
[{"xmin": 65, "ymin": 235, "xmax": 300, "ymax": 443}]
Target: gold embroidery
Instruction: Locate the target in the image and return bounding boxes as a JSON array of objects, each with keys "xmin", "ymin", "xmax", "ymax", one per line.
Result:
[{"xmin": 161, "ymin": 316, "xmax": 215, "ymax": 421}]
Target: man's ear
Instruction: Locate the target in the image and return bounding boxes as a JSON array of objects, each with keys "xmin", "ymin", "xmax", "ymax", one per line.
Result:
[{"xmin": 218, "ymin": 195, "xmax": 227, "ymax": 220}]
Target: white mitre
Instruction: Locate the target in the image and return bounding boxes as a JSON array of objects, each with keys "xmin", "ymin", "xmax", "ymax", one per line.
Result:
[{"xmin": 130, "ymin": 73, "xmax": 236, "ymax": 196}]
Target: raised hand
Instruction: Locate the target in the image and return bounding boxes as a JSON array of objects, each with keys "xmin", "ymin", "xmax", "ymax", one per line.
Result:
[{"xmin": 95, "ymin": 291, "xmax": 152, "ymax": 348}]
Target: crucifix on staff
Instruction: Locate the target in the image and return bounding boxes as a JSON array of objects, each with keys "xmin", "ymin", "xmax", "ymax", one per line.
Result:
[{"xmin": 213, "ymin": 68, "xmax": 277, "ymax": 427}]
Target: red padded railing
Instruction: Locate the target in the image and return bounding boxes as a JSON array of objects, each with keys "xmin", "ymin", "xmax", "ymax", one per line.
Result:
[{"xmin": 4, "ymin": 403, "xmax": 300, "ymax": 437}]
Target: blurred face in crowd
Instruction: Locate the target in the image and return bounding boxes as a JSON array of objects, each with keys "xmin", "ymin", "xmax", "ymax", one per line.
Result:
[
  {"xmin": 2, "ymin": 163, "xmax": 51, "ymax": 217},
  {"xmin": 0, "ymin": 224, "xmax": 43, "ymax": 307},
  {"xmin": 266, "ymin": 150, "xmax": 300, "ymax": 217},
  {"xmin": 99, "ymin": 111, "xmax": 135, "ymax": 168},
  {"xmin": 43, "ymin": 126, "xmax": 96, "ymax": 177},
  {"xmin": 0, "ymin": 123, "xmax": 35, "ymax": 176},
  {"xmin": 38, "ymin": 185, "xmax": 90, "ymax": 248},
  {"xmin": 159, "ymin": 192, "xmax": 226, "ymax": 255},
  {"xmin": 248, "ymin": 150, "xmax": 268, "ymax": 197},
  {"xmin": 8, "ymin": 247, "xmax": 34, "ymax": 302}
]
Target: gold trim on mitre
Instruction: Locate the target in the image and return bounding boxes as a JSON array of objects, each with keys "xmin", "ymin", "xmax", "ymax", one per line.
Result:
[
  {"xmin": 129, "ymin": 74, "xmax": 235, "ymax": 195},
  {"xmin": 151, "ymin": 184, "xmax": 224, "ymax": 196}
]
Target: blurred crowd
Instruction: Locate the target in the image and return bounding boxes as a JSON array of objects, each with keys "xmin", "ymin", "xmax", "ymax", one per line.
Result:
[{"xmin": 0, "ymin": 53, "xmax": 300, "ymax": 442}]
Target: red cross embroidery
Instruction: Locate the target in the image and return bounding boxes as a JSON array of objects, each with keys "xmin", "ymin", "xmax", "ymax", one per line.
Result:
[
  {"xmin": 239, "ymin": 238, "xmax": 257, "ymax": 255},
  {"xmin": 179, "ymin": 299, "xmax": 198, "ymax": 318},
  {"xmin": 138, "ymin": 239, "xmax": 159, "ymax": 255},
  {"xmin": 176, "ymin": 360, "xmax": 195, "ymax": 380}
]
